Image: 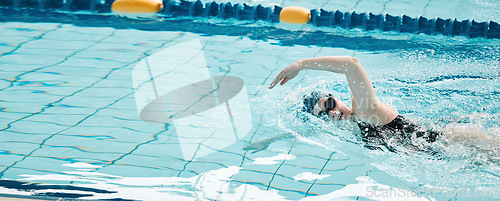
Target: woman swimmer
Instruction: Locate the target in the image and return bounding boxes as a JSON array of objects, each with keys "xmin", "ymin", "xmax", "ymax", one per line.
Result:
[
  {"xmin": 270, "ymin": 56, "xmax": 398, "ymax": 124},
  {"xmin": 245, "ymin": 56, "xmax": 490, "ymax": 153}
]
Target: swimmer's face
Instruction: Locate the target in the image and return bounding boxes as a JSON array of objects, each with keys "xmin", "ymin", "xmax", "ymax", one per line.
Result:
[{"xmin": 315, "ymin": 97, "xmax": 352, "ymax": 121}]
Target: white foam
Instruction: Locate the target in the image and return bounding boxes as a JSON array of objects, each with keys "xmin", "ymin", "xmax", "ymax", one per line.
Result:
[
  {"xmin": 292, "ymin": 172, "xmax": 330, "ymax": 181},
  {"xmin": 62, "ymin": 162, "xmax": 101, "ymax": 169},
  {"xmin": 251, "ymin": 153, "xmax": 297, "ymax": 165},
  {"xmin": 16, "ymin": 165, "xmax": 439, "ymax": 201}
]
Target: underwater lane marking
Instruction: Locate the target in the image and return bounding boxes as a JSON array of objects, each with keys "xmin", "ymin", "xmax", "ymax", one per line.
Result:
[
  {"xmin": 0, "ymin": 33, "xmax": 185, "ymax": 132},
  {"xmin": 93, "ymin": 125, "xmax": 171, "ymax": 173},
  {"xmin": 212, "ymin": 117, "xmax": 265, "ymax": 200},
  {"xmin": 304, "ymin": 151, "xmax": 336, "ymax": 197},
  {"xmin": 422, "ymin": 0, "xmax": 431, "ymax": 16},
  {"xmin": 0, "ymin": 28, "xmax": 116, "ymax": 93},
  {"xmin": 225, "ymin": 100, "xmax": 239, "ymax": 141},
  {"xmin": 0, "ymin": 38, "xmax": 182, "ymax": 177},
  {"xmin": 0, "ymin": 91, "xmax": 132, "ymax": 177},
  {"xmin": 240, "ymin": 116, "xmax": 265, "ymax": 166},
  {"xmin": 229, "ymin": 179, "xmax": 324, "ymax": 197},
  {"xmin": 0, "ymin": 75, "xmax": 155, "ymax": 176},
  {"xmin": 381, "ymin": 0, "xmax": 393, "ymax": 14},
  {"xmin": 266, "ymin": 145, "xmax": 295, "ymax": 191},
  {"xmin": 144, "ymin": 57, "xmax": 159, "ymax": 98},
  {"xmin": 0, "ymin": 25, "xmax": 62, "ymax": 57},
  {"xmin": 176, "ymin": 130, "xmax": 218, "ymax": 177},
  {"xmin": 0, "ymin": 30, "xmax": 119, "ymax": 131},
  {"xmin": 134, "ymin": 38, "xmax": 253, "ymax": 161},
  {"xmin": 350, "ymin": 0, "xmax": 363, "ymax": 11}
]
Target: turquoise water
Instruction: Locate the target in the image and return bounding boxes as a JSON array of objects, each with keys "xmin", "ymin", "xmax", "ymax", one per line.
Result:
[{"xmin": 0, "ymin": 0, "xmax": 499, "ymax": 200}]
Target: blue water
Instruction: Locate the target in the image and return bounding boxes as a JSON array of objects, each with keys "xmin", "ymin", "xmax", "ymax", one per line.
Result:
[{"xmin": 0, "ymin": 0, "xmax": 499, "ymax": 200}]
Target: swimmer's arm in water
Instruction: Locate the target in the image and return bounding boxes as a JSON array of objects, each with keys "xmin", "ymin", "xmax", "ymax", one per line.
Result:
[
  {"xmin": 243, "ymin": 133, "xmax": 295, "ymax": 153},
  {"xmin": 270, "ymin": 56, "xmax": 398, "ymax": 125}
]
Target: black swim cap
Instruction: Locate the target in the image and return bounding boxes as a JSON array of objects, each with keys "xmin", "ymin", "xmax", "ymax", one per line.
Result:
[{"xmin": 302, "ymin": 91, "xmax": 332, "ymax": 116}]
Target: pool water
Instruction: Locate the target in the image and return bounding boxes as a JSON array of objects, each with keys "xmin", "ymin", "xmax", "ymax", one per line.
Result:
[{"xmin": 0, "ymin": 0, "xmax": 499, "ymax": 200}]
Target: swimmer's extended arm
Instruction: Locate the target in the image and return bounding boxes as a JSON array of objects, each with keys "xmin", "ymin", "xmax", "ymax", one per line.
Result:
[
  {"xmin": 269, "ymin": 56, "xmax": 398, "ymax": 124},
  {"xmin": 243, "ymin": 133, "xmax": 295, "ymax": 153}
]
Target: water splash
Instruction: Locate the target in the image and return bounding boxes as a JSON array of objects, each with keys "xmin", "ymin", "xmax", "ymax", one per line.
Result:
[{"xmin": 251, "ymin": 66, "xmax": 499, "ymax": 192}]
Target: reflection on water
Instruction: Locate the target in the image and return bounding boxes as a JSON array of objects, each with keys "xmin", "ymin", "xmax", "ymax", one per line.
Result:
[{"xmin": 4, "ymin": 162, "xmax": 437, "ymax": 201}]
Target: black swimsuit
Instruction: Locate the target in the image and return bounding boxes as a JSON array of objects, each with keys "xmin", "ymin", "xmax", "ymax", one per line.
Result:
[{"xmin": 355, "ymin": 115, "xmax": 441, "ymax": 152}]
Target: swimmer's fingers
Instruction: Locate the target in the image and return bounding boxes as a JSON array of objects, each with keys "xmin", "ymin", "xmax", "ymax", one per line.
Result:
[
  {"xmin": 280, "ymin": 77, "xmax": 290, "ymax": 85},
  {"xmin": 269, "ymin": 62, "xmax": 301, "ymax": 89},
  {"xmin": 269, "ymin": 71, "xmax": 285, "ymax": 89},
  {"xmin": 274, "ymin": 72, "xmax": 296, "ymax": 87},
  {"xmin": 270, "ymin": 69, "xmax": 289, "ymax": 89}
]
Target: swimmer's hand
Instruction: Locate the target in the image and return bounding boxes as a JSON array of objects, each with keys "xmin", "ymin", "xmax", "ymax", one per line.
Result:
[
  {"xmin": 243, "ymin": 139, "xmax": 273, "ymax": 153},
  {"xmin": 269, "ymin": 61, "xmax": 303, "ymax": 89}
]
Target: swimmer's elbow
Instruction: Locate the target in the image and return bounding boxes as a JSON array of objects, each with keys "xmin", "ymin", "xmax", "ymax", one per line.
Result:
[
  {"xmin": 347, "ymin": 56, "xmax": 361, "ymax": 66},
  {"xmin": 342, "ymin": 56, "xmax": 363, "ymax": 72}
]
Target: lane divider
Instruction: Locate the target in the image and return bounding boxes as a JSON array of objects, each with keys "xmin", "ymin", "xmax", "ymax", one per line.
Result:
[{"xmin": 1, "ymin": 0, "xmax": 498, "ymax": 39}]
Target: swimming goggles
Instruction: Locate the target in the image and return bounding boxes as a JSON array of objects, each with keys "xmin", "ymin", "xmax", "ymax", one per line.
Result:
[{"xmin": 313, "ymin": 94, "xmax": 336, "ymax": 117}]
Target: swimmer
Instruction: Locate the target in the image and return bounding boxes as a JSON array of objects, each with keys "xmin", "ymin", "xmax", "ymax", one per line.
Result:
[
  {"xmin": 269, "ymin": 56, "xmax": 398, "ymax": 125},
  {"xmin": 245, "ymin": 56, "xmax": 496, "ymax": 153}
]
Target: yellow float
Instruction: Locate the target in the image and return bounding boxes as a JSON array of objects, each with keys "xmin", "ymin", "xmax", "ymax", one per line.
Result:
[
  {"xmin": 111, "ymin": 0, "xmax": 163, "ymax": 13},
  {"xmin": 279, "ymin": 6, "xmax": 310, "ymax": 24}
]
